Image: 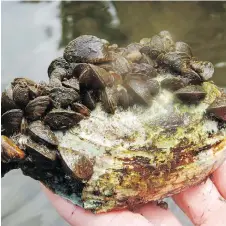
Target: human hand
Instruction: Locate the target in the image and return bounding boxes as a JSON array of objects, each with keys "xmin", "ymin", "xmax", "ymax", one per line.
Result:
[{"xmin": 42, "ymin": 160, "xmax": 226, "ymax": 226}]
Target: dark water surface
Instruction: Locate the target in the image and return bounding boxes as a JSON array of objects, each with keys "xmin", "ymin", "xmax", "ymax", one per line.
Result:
[{"xmin": 2, "ymin": 1, "xmax": 226, "ymax": 226}]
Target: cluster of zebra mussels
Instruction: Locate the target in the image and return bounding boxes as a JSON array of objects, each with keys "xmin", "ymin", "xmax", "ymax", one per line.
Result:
[{"xmin": 1, "ymin": 31, "xmax": 226, "ymax": 213}]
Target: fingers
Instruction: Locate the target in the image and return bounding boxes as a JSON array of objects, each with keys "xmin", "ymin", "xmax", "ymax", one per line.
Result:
[
  {"xmin": 211, "ymin": 160, "xmax": 226, "ymax": 199},
  {"xmin": 173, "ymin": 178, "xmax": 226, "ymax": 226},
  {"xmin": 134, "ymin": 202, "xmax": 182, "ymax": 226},
  {"xmin": 41, "ymin": 184, "xmax": 153, "ymax": 226}
]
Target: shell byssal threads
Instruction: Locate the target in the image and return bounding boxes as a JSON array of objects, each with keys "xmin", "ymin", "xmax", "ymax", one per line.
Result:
[{"xmin": 1, "ymin": 32, "xmax": 226, "ymax": 214}]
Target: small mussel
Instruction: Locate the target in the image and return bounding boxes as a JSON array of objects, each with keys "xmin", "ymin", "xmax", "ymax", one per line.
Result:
[
  {"xmin": 50, "ymin": 86, "xmax": 80, "ymax": 108},
  {"xmin": 25, "ymin": 96, "xmax": 50, "ymax": 120},
  {"xmin": 190, "ymin": 60, "xmax": 214, "ymax": 81},
  {"xmin": 1, "ymin": 136, "xmax": 26, "ymax": 163},
  {"xmin": 44, "ymin": 109, "xmax": 85, "ymax": 130},
  {"xmin": 63, "ymin": 35, "xmax": 110, "ymax": 63},
  {"xmin": 2, "ymin": 109, "xmax": 23, "ymax": 134},
  {"xmin": 71, "ymin": 103, "xmax": 91, "ymax": 117},
  {"xmin": 79, "ymin": 64, "xmax": 114, "ymax": 90},
  {"xmin": 47, "ymin": 57, "xmax": 71, "ymax": 77},
  {"xmin": 175, "ymin": 41, "xmax": 192, "ymax": 58},
  {"xmin": 101, "ymin": 87, "xmax": 118, "ymax": 114},
  {"xmin": 207, "ymin": 94, "xmax": 226, "ymax": 121},
  {"xmin": 58, "ymin": 147, "xmax": 94, "ymax": 181},
  {"xmin": 27, "ymin": 120, "xmax": 59, "ymax": 147},
  {"xmin": 175, "ymin": 85, "xmax": 206, "ymax": 104},
  {"xmin": 147, "ymin": 79, "xmax": 160, "ymax": 96},
  {"xmin": 1, "ymin": 86, "xmax": 18, "ymax": 113},
  {"xmin": 25, "ymin": 138, "xmax": 57, "ymax": 168},
  {"xmin": 126, "ymin": 76, "xmax": 152, "ymax": 106},
  {"xmin": 131, "ymin": 63, "xmax": 157, "ymax": 78},
  {"xmin": 159, "ymin": 30, "xmax": 175, "ymax": 52},
  {"xmin": 81, "ymin": 90, "xmax": 97, "ymax": 110},
  {"xmin": 13, "ymin": 83, "xmax": 30, "ymax": 107},
  {"xmin": 161, "ymin": 77, "xmax": 185, "ymax": 91},
  {"xmin": 117, "ymin": 85, "xmax": 130, "ymax": 109}
]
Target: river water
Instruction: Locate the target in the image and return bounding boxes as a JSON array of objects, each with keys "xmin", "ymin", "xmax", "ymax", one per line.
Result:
[{"xmin": 2, "ymin": 1, "xmax": 226, "ymax": 226}]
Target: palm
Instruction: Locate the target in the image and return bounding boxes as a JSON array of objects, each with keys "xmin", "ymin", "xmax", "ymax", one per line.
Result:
[{"xmin": 42, "ymin": 160, "xmax": 226, "ymax": 226}]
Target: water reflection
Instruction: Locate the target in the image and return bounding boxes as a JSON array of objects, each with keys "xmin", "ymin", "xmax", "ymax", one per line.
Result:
[{"xmin": 59, "ymin": 1, "xmax": 226, "ymax": 85}]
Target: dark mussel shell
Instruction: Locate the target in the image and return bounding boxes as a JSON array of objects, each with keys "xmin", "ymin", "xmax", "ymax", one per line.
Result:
[
  {"xmin": 81, "ymin": 90, "xmax": 97, "ymax": 111},
  {"xmin": 2, "ymin": 109, "xmax": 23, "ymax": 134},
  {"xmin": 175, "ymin": 41, "xmax": 192, "ymax": 58},
  {"xmin": 161, "ymin": 77, "xmax": 185, "ymax": 91},
  {"xmin": 25, "ymin": 96, "xmax": 51, "ymax": 121},
  {"xmin": 47, "ymin": 57, "xmax": 71, "ymax": 77},
  {"xmin": 49, "ymin": 87, "xmax": 80, "ymax": 108},
  {"xmin": 126, "ymin": 76, "xmax": 152, "ymax": 106},
  {"xmin": 25, "ymin": 138, "xmax": 57, "ymax": 168},
  {"xmin": 27, "ymin": 120, "xmax": 59, "ymax": 147},
  {"xmin": 157, "ymin": 52, "xmax": 190, "ymax": 72},
  {"xmin": 101, "ymin": 87, "xmax": 118, "ymax": 114},
  {"xmin": 79, "ymin": 64, "xmax": 114, "ymax": 90},
  {"xmin": 44, "ymin": 109, "xmax": 85, "ymax": 130},
  {"xmin": 1, "ymin": 135, "xmax": 26, "ymax": 163},
  {"xmin": 174, "ymin": 85, "xmax": 206, "ymax": 104},
  {"xmin": 62, "ymin": 78, "xmax": 79, "ymax": 91},
  {"xmin": 190, "ymin": 60, "xmax": 214, "ymax": 81},
  {"xmin": 131, "ymin": 63, "xmax": 157, "ymax": 78},
  {"xmin": 58, "ymin": 147, "xmax": 94, "ymax": 180},
  {"xmin": 13, "ymin": 83, "xmax": 30, "ymax": 108},
  {"xmin": 181, "ymin": 68, "xmax": 203, "ymax": 85},
  {"xmin": 1, "ymin": 86, "xmax": 18, "ymax": 113},
  {"xmin": 71, "ymin": 103, "xmax": 91, "ymax": 117},
  {"xmin": 63, "ymin": 35, "xmax": 110, "ymax": 63},
  {"xmin": 207, "ymin": 94, "xmax": 226, "ymax": 121}
]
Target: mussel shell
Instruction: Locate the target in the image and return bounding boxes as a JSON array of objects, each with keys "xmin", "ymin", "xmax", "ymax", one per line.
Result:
[
  {"xmin": 161, "ymin": 77, "xmax": 185, "ymax": 91},
  {"xmin": 149, "ymin": 35, "xmax": 165, "ymax": 59},
  {"xmin": 175, "ymin": 85, "xmax": 206, "ymax": 104},
  {"xmin": 71, "ymin": 103, "xmax": 90, "ymax": 117},
  {"xmin": 27, "ymin": 120, "xmax": 59, "ymax": 146},
  {"xmin": 81, "ymin": 91, "xmax": 97, "ymax": 111},
  {"xmin": 11, "ymin": 77, "xmax": 36, "ymax": 87},
  {"xmin": 207, "ymin": 94, "xmax": 226, "ymax": 121},
  {"xmin": 117, "ymin": 85, "xmax": 130, "ymax": 109},
  {"xmin": 50, "ymin": 87, "xmax": 80, "ymax": 108},
  {"xmin": 58, "ymin": 147, "xmax": 94, "ymax": 180},
  {"xmin": 190, "ymin": 60, "xmax": 214, "ymax": 81},
  {"xmin": 25, "ymin": 138, "xmax": 57, "ymax": 168},
  {"xmin": 62, "ymin": 78, "xmax": 80, "ymax": 91},
  {"xmin": 147, "ymin": 79, "xmax": 160, "ymax": 95},
  {"xmin": 101, "ymin": 87, "xmax": 118, "ymax": 114},
  {"xmin": 131, "ymin": 63, "xmax": 157, "ymax": 78},
  {"xmin": 2, "ymin": 109, "xmax": 23, "ymax": 134},
  {"xmin": 1, "ymin": 87, "xmax": 18, "ymax": 113},
  {"xmin": 25, "ymin": 96, "xmax": 51, "ymax": 120},
  {"xmin": 175, "ymin": 41, "xmax": 192, "ymax": 58},
  {"xmin": 159, "ymin": 30, "xmax": 174, "ymax": 52},
  {"xmin": 47, "ymin": 57, "xmax": 71, "ymax": 77},
  {"xmin": 79, "ymin": 64, "xmax": 114, "ymax": 90},
  {"xmin": 44, "ymin": 109, "xmax": 85, "ymax": 130},
  {"xmin": 1, "ymin": 135, "xmax": 26, "ymax": 163},
  {"xmin": 63, "ymin": 35, "xmax": 110, "ymax": 63},
  {"xmin": 110, "ymin": 52, "xmax": 131, "ymax": 76},
  {"xmin": 72, "ymin": 63, "xmax": 89, "ymax": 78},
  {"xmin": 13, "ymin": 83, "xmax": 30, "ymax": 107},
  {"xmin": 157, "ymin": 52, "xmax": 190, "ymax": 72},
  {"xmin": 181, "ymin": 68, "xmax": 203, "ymax": 85},
  {"xmin": 126, "ymin": 77, "xmax": 152, "ymax": 106}
]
